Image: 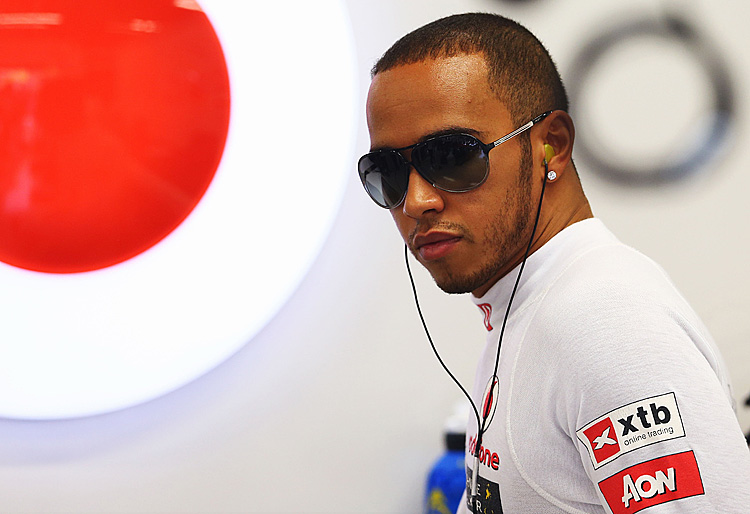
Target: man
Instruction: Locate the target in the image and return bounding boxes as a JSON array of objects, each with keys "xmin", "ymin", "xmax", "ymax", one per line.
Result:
[{"xmin": 357, "ymin": 12, "xmax": 750, "ymax": 514}]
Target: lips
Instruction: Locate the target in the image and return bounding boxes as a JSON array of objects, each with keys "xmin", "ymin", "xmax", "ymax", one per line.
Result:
[{"xmin": 413, "ymin": 231, "xmax": 462, "ymax": 261}]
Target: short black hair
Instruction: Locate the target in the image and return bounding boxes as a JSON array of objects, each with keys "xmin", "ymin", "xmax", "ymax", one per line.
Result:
[{"xmin": 372, "ymin": 12, "xmax": 568, "ymax": 126}]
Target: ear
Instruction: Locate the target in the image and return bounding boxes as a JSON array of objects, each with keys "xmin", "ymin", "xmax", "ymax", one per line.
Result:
[{"xmin": 534, "ymin": 110, "xmax": 575, "ymax": 177}]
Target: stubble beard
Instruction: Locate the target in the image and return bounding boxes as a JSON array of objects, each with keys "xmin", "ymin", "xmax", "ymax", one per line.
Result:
[{"xmin": 432, "ymin": 142, "xmax": 534, "ymax": 295}]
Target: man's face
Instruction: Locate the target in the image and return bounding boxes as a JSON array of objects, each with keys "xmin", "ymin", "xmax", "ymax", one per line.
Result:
[{"xmin": 365, "ymin": 53, "xmax": 535, "ymax": 297}]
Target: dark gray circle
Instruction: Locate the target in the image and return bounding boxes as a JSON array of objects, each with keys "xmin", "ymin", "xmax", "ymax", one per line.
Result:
[{"xmin": 567, "ymin": 13, "xmax": 735, "ymax": 186}]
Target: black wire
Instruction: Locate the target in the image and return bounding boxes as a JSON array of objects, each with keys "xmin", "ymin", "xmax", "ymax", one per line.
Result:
[
  {"xmin": 405, "ymin": 245, "xmax": 482, "ymax": 434},
  {"xmin": 404, "ymin": 161, "xmax": 550, "ymax": 457},
  {"xmin": 481, "ymin": 164, "xmax": 548, "ymax": 435}
]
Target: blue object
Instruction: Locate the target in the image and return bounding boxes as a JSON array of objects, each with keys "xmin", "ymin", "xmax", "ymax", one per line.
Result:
[{"xmin": 425, "ymin": 442, "xmax": 466, "ymax": 514}]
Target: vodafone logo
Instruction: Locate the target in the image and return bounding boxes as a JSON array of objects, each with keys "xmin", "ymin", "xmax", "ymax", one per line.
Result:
[
  {"xmin": 0, "ymin": 0, "xmax": 357, "ymax": 419},
  {"xmin": 576, "ymin": 393, "xmax": 685, "ymax": 468},
  {"xmin": 598, "ymin": 451, "xmax": 704, "ymax": 514},
  {"xmin": 467, "ymin": 434, "xmax": 500, "ymax": 471}
]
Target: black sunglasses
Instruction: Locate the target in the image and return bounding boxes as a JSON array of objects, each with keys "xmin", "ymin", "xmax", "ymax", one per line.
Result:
[{"xmin": 358, "ymin": 111, "xmax": 552, "ymax": 209}]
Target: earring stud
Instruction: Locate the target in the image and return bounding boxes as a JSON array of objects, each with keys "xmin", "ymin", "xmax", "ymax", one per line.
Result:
[{"xmin": 547, "ymin": 170, "xmax": 557, "ymax": 181}]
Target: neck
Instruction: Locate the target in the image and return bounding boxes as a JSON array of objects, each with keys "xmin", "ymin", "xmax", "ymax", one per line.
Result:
[{"xmin": 472, "ymin": 169, "xmax": 593, "ymax": 298}]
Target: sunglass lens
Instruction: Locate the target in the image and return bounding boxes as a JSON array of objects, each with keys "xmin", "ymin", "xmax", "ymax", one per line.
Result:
[
  {"xmin": 358, "ymin": 152, "xmax": 409, "ymax": 208},
  {"xmin": 413, "ymin": 135, "xmax": 488, "ymax": 191}
]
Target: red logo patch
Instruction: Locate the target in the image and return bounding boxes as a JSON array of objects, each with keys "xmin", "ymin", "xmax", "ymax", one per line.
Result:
[
  {"xmin": 583, "ymin": 417, "xmax": 620, "ymax": 465},
  {"xmin": 598, "ymin": 451, "xmax": 704, "ymax": 514},
  {"xmin": 477, "ymin": 303, "xmax": 493, "ymax": 331},
  {"xmin": 576, "ymin": 393, "xmax": 685, "ymax": 469}
]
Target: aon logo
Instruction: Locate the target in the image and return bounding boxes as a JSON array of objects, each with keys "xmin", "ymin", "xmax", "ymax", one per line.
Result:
[
  {"xmin": 622, "ymin": 467, "xmax": 675, "ymax": 508},
  {"xmin": 598, "ymin": 452, "xmax": 704, "ymax": 514}
]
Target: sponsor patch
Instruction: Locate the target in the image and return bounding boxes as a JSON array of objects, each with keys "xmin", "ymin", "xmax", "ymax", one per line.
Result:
[
  {"xmin": 465, "ymin": 465, "xmax": 503, "ymax": 514},
  {"xmin": 598, "ymin": 451, "xmax": 704, "ymax": 514},
  {"xmin": 576, "ymin": 393, "xmax": 684, "ymax": 468},
  {"xmin": 477, "ymin": 303, "xmax": 493, "ymax": 331}
]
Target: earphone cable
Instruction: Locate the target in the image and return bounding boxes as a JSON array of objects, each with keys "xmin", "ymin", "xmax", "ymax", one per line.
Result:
[
  {"xmin": 404, "ymin": 160, "xmax": 550, "ymax": 438},
  {"xmin": 482, "ymin": 163, "xmax": 548, "ymax": 435},
  {"xmin": 404, "ymin": 157, "xmax": 551, "ymax": 513},
  {"xmin": 405, "ymin": 245, "xmax": 482, "ymax": 433}
]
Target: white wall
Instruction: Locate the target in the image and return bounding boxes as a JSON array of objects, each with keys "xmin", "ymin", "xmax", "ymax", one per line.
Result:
[{"xmin": 0, "ymin": 0, "xmax": 748, "ymax": 512}]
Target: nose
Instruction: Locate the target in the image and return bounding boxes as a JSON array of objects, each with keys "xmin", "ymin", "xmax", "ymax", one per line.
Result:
[{"xmin": 401, "ymin": 167, "xmax": 445, "ymax": 219}]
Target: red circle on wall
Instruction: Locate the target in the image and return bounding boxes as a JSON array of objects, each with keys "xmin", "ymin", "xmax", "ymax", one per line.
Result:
[{"xmin": 0, "ymin": 0, "xmax": 230, "ymax": 273}]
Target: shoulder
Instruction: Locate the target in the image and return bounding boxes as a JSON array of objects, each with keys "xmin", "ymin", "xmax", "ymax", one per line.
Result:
[
  {"xmin": 528, "ymin": 239, "xmax": 697, "ymax": 350},
  {"xmin": 518, "ymin": 235, "xmax": 730, "ymax": 417},
  {"xmin": 524, "ymin": 219, "xmax": 689, "ymax": 331}
]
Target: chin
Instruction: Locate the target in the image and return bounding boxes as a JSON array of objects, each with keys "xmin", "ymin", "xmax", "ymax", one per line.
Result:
[
  {"xmin": 430, "ymin": 261, "xmax": 499, "ymax": 296},
  {"xmin": 432, "ymin": 273, "xmax": 481, "ymax": 295},
  {"xmin": 436, "ymin": 283, "xmax": 473, "ymax": 295}
]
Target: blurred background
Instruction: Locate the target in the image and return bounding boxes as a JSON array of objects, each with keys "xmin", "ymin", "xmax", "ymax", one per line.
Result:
[{"xmin": 0, "ymin": 0, "xmax": 748, "ymax": 512}]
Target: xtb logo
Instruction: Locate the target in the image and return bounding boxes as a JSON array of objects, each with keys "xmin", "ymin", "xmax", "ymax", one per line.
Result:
[
  {"xmin": 618, "ymin": 402, "xmax": 672, "ymax": 435},
  {"xmin": 583, "ymin": 418, "xmax": 620, "ymax": 464},
  {"xmin": 576, "ymin": 393, "xmax": 685, "ymax": 469},
  {"xmin": 593, "ymin": 427, "xmax": 617, "ymax": 449}
]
